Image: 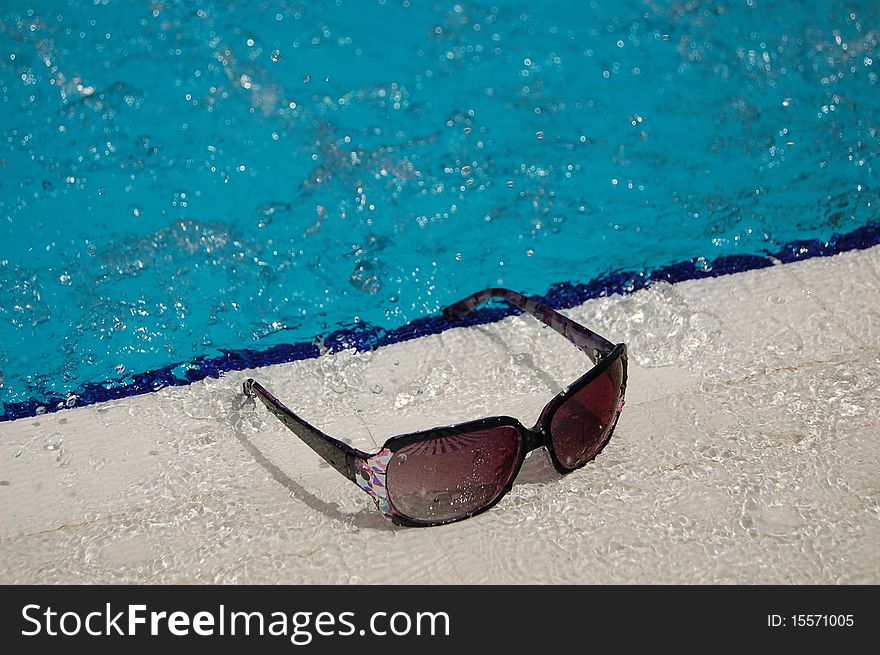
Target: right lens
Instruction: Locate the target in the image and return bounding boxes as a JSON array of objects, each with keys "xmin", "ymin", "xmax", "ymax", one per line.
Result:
[
  {"xmin": 385, "ymin": 426, "xmax": 522, "ymax": 524},
  {"xmin": 549, "ymin": 355, "xmax": 624, "ymax": 471}
]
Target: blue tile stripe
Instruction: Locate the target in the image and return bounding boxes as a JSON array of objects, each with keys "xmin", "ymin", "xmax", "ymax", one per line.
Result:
[{"xmin": 3, "ymin": 221, "xmax": 879, "ymax": 422}]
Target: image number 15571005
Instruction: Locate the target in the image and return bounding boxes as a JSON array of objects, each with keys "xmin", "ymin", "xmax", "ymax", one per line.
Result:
[{"xmin": 768, "ymin": 614, "xmax": 854, "ymax": 628}]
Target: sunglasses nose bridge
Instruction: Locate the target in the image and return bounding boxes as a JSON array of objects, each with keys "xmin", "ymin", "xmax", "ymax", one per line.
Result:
[{"xmin": 521, "ymin": 426, "xmax": 546, "ymax": 453}]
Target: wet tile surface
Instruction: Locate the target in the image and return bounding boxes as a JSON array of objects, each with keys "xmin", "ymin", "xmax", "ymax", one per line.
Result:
[{"xmin": 1, "ymin": 248, "xmax": 878, "ymax": 583}]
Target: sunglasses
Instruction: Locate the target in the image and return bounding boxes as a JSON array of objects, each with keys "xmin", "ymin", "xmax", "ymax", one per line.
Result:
[{"xmin": 242, "ymin": 287, "xmax": 627, "ymax": 527}]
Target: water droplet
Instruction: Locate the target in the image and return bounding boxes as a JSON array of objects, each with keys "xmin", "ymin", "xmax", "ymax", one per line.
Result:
[
  {"xmin": 271, "ymin": 49, "xmax": 282, "ymax": 62},
  {"xmin": 349, "ymin": 259, "xmax": 383, "ymax": 295},
  {"xmin": 372, "ymin": 384, "xmax": 383, "ymax": 394}
]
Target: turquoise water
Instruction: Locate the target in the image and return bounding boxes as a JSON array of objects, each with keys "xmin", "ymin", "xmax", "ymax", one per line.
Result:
[{"xmin": 1, "ymin": 1, "xmax": 878, "ymax": 410}]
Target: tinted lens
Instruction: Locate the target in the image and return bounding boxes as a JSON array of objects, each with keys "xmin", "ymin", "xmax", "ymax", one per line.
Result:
[
  {"xmin": 550, "ymin": 356, "xmax": 624, "ymax": 471},
  {"xmin": 385, "ymin": 426, "xmax": 522, "ymax": 523}
]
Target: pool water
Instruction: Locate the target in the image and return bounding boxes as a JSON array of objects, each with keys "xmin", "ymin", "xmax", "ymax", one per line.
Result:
[{"xmin": 1, "ymin": 0, "xmax": 878, "ymax": 417}]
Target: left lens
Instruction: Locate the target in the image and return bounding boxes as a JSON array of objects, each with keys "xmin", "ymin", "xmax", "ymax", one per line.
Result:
[
  {"xmin": 549, "ymin": 354, "xmax": 624, "ymax": 471},
  {"xmin": 385, "ymin": 426, "xmax": 522, "ymax": 524}
]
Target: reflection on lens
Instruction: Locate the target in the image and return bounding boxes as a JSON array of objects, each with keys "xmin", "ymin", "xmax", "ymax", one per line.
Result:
[
  {"xmin": 550, "ymin": 356, "xmax": 624, "ymax": 471},
  {"xmin": 386, "ymin": 426, "xmax": 521, "ymax": 523}
]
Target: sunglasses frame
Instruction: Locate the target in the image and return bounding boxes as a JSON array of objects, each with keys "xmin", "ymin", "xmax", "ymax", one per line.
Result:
[{"xmin": 242, "ymin": 287, "xmax": 628, "ymax": 528}]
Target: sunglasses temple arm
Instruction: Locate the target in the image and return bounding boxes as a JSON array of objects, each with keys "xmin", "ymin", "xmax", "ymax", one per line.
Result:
[
  {"xmin": 242, "ymin": 378, "xmax": 367, "ymax": 483},
  {"xmin": 443, "ymin": 287, "xmax": 615, "ymax": 364}
]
